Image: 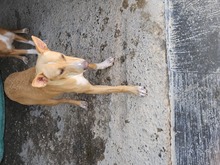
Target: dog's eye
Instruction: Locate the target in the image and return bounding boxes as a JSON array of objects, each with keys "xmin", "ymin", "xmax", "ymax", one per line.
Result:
[
  {"xmin": 59, "ymin": 68, "xmax": 65, "ymax": 75},
  {"xmin": 61, "ymin": 54, "xmax": 66, "ymax": 60}
]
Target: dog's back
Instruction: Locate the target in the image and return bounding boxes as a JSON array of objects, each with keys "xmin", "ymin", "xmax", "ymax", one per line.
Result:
[
  {"xmin": 4, "ymin": 67, "xmax": 63, "ymax": 105},
  {"xmin": 4, "ymin": 67, "xmax": 37, "ymax": 105}
]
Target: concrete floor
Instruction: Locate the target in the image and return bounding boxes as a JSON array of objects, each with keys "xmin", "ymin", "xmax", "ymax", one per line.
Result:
[{"xmin": 0, "ymin": 0, "xmax": 170, "ymax": 164}]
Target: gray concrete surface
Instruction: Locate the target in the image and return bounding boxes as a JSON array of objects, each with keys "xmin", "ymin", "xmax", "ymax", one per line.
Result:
[{"xmin": 0, "ymin": 0, "xmax": 170, "ymax": 165}]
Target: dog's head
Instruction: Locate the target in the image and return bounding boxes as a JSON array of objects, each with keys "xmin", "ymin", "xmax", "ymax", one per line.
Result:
[{"xmin": 31, "ymin": 36, "xmax": 88, "ymax": 88}]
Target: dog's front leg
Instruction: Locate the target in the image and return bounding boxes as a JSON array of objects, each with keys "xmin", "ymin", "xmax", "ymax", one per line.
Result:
[
  {"xmin": 39, "ymin": 99, "xmax": 88, "ymax": 109},
  {"xmin": 88, "ymin": 57, "xmax": 115, "ymax": 70},
  {"xmin": 84, "ymin": 85, "xmax": 147, "ymax": 96}
]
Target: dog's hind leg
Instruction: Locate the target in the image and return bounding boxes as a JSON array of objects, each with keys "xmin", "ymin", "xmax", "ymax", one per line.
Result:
[
  {"xmin": 39, "ymin": 99, "xmax": 88, "ymax": 109},
  {"xmin": 88, "ymin": 57, "xmax": 115, "ymax": 70}
]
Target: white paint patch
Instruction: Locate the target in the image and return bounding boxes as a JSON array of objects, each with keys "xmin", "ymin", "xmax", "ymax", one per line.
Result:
[{"xmin": 0, "ymin": 34, "xmax": 13, "ymax": 50}]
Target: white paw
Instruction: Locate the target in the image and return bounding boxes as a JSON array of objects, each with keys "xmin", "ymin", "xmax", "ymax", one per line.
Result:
[
  {"xmin": 22, "ymin": 28, "xmax": 30, "ymax": 34},
  {"xmin": 104, "ymin": 57, "xmax": 115, "ymax": 67},
  {"xmin": 137, "ymin": 86, "xmax": 147, "ymax": 97},
  {"xmin": 97, "ymin": 57, "xmax": 115, "ymax": 69},
  {"xmin": 80, "ymin": 101, "xmax": 88, "ymax": 110},
  {"xmin": 21, "ymin": 56, "xmax": 28, "ymax": 64}
]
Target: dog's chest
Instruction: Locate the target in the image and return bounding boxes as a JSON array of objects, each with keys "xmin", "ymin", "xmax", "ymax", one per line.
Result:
[
  {"xmin": 68, "ymin": 74, "xmax": 88, "ymax": 86},
  {"xmin": 0, "ymin": 32, "xmax": 14, "ymax": 50}
]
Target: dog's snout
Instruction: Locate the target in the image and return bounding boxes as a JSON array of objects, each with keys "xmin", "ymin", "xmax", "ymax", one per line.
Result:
[{"xmin": 82, "ymin": 61, "xmax": 88, "ymax": 70}]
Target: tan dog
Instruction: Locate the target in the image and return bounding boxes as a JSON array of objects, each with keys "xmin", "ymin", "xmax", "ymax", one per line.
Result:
[
  {"xmin": 4, "ymin": 36, "xmax": 147, "ymax": 109},
  {"xmin": 0, "ymin": 28, "xmax": 37, "ymax": 64}
]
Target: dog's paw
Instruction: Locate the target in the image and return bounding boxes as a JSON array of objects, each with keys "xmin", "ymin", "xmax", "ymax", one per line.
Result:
[
  {"xmin": 104, "ymin": 57, "xmax": 115, "ymax": 67},
  {"xmin": 80, "ymin": 101, "xmax": 88, "ymax": 110},
  {"xmin": 97, "ymin": 57, "xmax": 115, "ymax": 69},
  {"xmin": 22, "ymin": 28, "xmax": 30, "ymax": 34},
  {"xmin": 137, "ymin": 86, "xmax": 147, "ymax": 97},
  {"xmin": 21, "ymin": 56, "xmax": 28, "ymax": 64}
]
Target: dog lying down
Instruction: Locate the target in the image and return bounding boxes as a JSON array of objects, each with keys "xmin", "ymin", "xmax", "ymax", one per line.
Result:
[
  {"xmin": 4, "ymin": 36, "xmax": 147, "ymax": 109},
  {"xmin": 0, "ymin": 28, "xmax": 37, "ymax": 64}
]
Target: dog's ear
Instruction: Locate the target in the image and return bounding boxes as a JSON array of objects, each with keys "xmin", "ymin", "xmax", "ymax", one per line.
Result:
[
  {"xmin": 32, "ymin": 73, "xmax": 49, "ymax": 88},
  {"xmin": 31, "ymin": 36, "xmax": 49, "ymax": 54}
]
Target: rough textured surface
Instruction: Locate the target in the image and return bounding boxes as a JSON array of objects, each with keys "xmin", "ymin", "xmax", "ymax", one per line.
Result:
[
  {"xmin": 0, "ymin": 0, "xmax": 170, "ymax": 164},
  {"xmin": 166, "ymin": 0, "xmax": 220, "ymax": 164}
]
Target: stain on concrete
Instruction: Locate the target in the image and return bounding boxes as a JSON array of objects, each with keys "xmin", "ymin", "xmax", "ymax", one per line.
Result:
[
  {"xmin": 125, "ymin": 119, "xmax": 130, "ymax": 123},
  {"xmin": 114, "ymin": 24, "xmax": 121, "ymax": 38},
  {"xmin": 141, "ymin": 20, "xmax": 163, "ymax": 36},
  {"xmin": 121, "ymin": 80, "xmax": 128, "ymax": 85},
  {"xmin": 101, "ymin": 17, "xmax": 109, "ymax": 32},
  {"xmin": 130, "ymin": 0, "xmax": 146, "ymax": 13},
  {"xmin": 136, "ymin": 0, "xmax": 147, "ymax": 9},
  {"xmin": 14, "ymin": 10, "xmax": 21, "ymax": 28},
  {"xmin": 82, "ymin": 33, "xmax": 88, "ymax": 38},
  {"xmin": 157, "ymin": 128, "xmax": 163, "ymax": 132},
  {"xmin": 129, "ymin": 49, "xmax": 136, "ymax": 59},
  {"xmin": 131, "ymin": 38, "xmax": 139, "ymax": 47},
  {"xmin": 122, "ymin": 41, "xmax": 128, "ymax": 50},
  {"xmin": 98, "ymin": 7, "xmax": 103, "ymax": 15},
  {"xmin": 141, "ymin": 11, "xmax": 150, "ymax": 21},
  {"xmin": 120, "ymin": 56, "xmax": 126, "ymax": 64},
  {"xmin": 100, "ymin": 41, "xmax": 108, "ymax": 52},
  {"xmin": 103, "ymin": 17, "xmax": 109, "ymax": 25},
  {"xmin": 65, "ymin": 31, "xmax": 71, "ymax": 38},
  {"xmin": 122, "ymin": 0, "xmax": 129, "ymax": 9},
  {"xmin": 130, "ymin": 4, "xmax": 137, "ymax": 13}
]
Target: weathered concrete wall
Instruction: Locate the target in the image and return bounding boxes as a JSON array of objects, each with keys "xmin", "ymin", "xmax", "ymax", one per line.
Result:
[
  {"xmin": 0, "ymin": 0, "xmax": 170, "ymax": 164},
  {"xmin": 166, "ymin": 0, "xmax": 220, "ymax": 164}
]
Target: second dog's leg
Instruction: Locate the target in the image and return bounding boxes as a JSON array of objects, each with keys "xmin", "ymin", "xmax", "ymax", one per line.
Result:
[
  {"xmin": 13, "ymin": 34, "xmax": 35, "ymax": 46},
  {"xmin": 10, "ymin": 49, "xmax": 37, "ymax": 55},
  {"xmin": 12, "ymin": 55, "xmax": 28, "ymax": 64},
  {"xmin": 88, "ymin": 57, "xmax": 115, "ymax": 70},
  {"xmin": 12, "ymin": 28, "xmax": 29, "ymax": 34},
  {"xmin": 9, "ymin": 49, "xmax": 37, "ymax": 64},
  {"xmin": 84, "ymin": 85, "xmax": 147, "ymax": 96}
]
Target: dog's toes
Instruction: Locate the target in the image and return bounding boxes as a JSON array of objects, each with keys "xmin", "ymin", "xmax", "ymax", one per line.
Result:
[
  {"xmin": 137, "ymin": 86, "xmax": 147, "ymax": 97},
  {"xmin": 80, "ymin": 101, "xmax": 88, "ymax": 110},
  {"xmin": 21, "ymin": 56, "xmax": 28, "ymax": 64},
  {"xmin": 22, "ymin": 28, "xmax": 30, "ymax": 34},
  {"xmin": 105, "ymin": 57, "xmax": 115, "ymax": 67}
]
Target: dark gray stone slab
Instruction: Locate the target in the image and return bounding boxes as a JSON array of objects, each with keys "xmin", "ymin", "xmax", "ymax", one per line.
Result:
[{"xmin": 166, "ymin": 0, "xmax": 220, "ymax": 164}]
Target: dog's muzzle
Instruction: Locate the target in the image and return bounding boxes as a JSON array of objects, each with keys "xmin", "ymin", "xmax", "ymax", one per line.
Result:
[{"xmin": 81, "ymin": 61, "xmax": 88, "ymax": 70}]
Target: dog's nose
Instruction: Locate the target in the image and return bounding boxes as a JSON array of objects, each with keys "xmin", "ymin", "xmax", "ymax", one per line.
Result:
[{"xmin": 82, "ymin": 61, "xmax": 88, "ymax": 70}]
